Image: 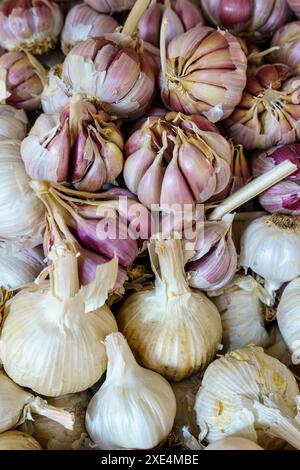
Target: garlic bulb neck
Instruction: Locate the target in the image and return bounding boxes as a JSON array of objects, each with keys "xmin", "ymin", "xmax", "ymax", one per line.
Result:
[
  {"xmin": 105, "ymin": 332, "xmax": 140, "ymax": 384},
  {"xmin": 49, "ymin": 243, "xmax": 80, "ymax": 300}
]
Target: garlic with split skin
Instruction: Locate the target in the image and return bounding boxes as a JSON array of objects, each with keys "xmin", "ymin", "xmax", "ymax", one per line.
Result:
[
  {"xmin": 271, "ymin": 21, "xmax": 300, "ymax": 74},
  {"xmin": 86, "ymin": 332, "xmax": 176, "ymax": 450},
  {"xmin": 0, "ymin": 241, "xmax": 119, "ymax": 397},
  {"xmin": 240, "ymin": 214, "xmax": 300, "ymax": 301},
  {"xmin": 41, "ymin": 65, "xmax": 70, "ymax": 114},
  {"xmin": 118, "ymin": 235, "xmax": 222, "ymax": 382},
  {"xmin": 0, "ymin": 104, "xmax": 28, "ymax": 141},
  {"xmin": 208, "ymin": 275, "xmax": 271, "ymax": 352},
  {"xmin": 205, "ymin": 437, "xmax": 263, "ymax": 451},
  {"xmin": 0, "ymin": 371, "xmax": 74, "ymax": 434},
  {"xmin": 0, "ymin": 431, "xmax": 42, "ymax": 450},
  {"xmin": 195, "ymin": 345, "xmax": 300, "ymax": 450},
  {"xmin": 19, "ymin": 391, "xmax": 91, "ymax": 450}
]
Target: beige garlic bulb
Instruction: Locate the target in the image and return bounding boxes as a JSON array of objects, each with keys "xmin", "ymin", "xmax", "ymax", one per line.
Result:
[
  {"xmin": 195, "ymin": 346, "xmax": 300, "ymax": 450},
  {"xmin": 118, "ymin": 236, "xmax": 222, "ymax": 382},
  {"xmin": 0, "ymin": 242, "xmax": 119, "ymax": 397},
  {"xmin": 0, "ymin": 431, "xmax": 42, "ymax": 450},
  {"xmin": 205, "ymin": 437, "xmax": 263, "ymax": 451},
  {"xmin": 19, "ymin": 391, "xmax": 91, "ymax": 450},
  {"xmin": 86, "ymin": 332, "xmax": 176, "ymax": 450},
  {"xmin": 0, "ymin": 371, "xmax": 74, "ymax": 434},
  {"xmin": 266, "ymin": 324, "xmax": 292, "ymax": 367},
  {"xmin": 0, "ymin": 105, "xmax": 28, "ymax": 141},
  {"xmin": 209, "ymin": 275, "xmax": 270, "ymax": 352},
  {"xmin": 277, "ymin": 277, "xmax": 300, "ymax": 365}
]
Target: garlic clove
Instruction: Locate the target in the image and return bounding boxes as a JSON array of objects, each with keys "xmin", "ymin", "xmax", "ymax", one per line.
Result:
[{"xmin": 137, "ymin": 152, "xmax": 165, "ymax": 208}]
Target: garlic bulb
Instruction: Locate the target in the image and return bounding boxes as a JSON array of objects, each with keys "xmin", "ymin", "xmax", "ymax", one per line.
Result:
[
  {"xmin": 0, "ymin": 51, "xmax": 47, "ymax": 111},
  {"xmin": 209, "ymin": 275, "xmax": 270, "ymax": 352},
  {"xmin": 124, "ymin": 111, "xmax": 232, "ymax": 209},
  {"xmin": 271, "ymin": 21, "xmax": 300, "ymax": 74},
  {"xmin": 0, "ymin": 431, "xmax": 42, "ymax": 450},
  {"xmin": 277, "ymin": 277, "xmax": 300, "ymax": 365},
  {"xmin": 200, "ymin": 0, "xmax": 291, "ymax": 40},
  {"xmin": 205, "ymin": 437, "xmax": 263, "ymax": 451},
  {"xmin": 266, "ymin": 324, "xmax": 292, "ymax": 367},
  {"xmin": 0, "ymin": 242, "xmax": 119, "ymax": 396},
  {"xmin": 0, "ymin": 140, "xmax": 45, "ymax": 246},
  {"xmin": 86, "ymin": 332, "xmax": 176, "ymax": 450},
  {"xmin": 84, "ymin": 0, "xmax": 135, "ymax": 13},
  {"xmin": 0, "ymin": 371, "xmax": 74, "ymax": 433},
  {"xmin": 0, "ymin": 241, "xmax": 44, "ymax": 290},
  {"xmin": 0, "ymin": 0, "xmax": 64, "ymax": 55},
  {"xmin": 240, "ymin": 214, "xmax": 300, "ymax": 300},
  {"xmin": 0, "ymin": 105, "xmax": 28, "ymax": 141},
  {"xmin": 41, "ymin": 65, "xmax": 70, "ymax": 114},
  {"xmin": 19, "ymin": 391, "xmax": 91, "ymax": 450},
  {"xmin": 195, "ymin": 346, "xmax": 300, "ymax": 450},
  {"xmin": 224, "ymin": 64, "xmax": 300, "ymax": 150},
  {"xmin": 159, "ymin": 26, "xmax": 247, "ymax": 122},
  {"xmin": 118, "ymin": 236, "xmax": 222, "ymax": 382},
  {"xmin": 61, "ymin": 4, "xmax": 119, "ymax": 55},
  {"xmin": 21, "ymin": 98, "xmax": 124, "ymax": 192}
]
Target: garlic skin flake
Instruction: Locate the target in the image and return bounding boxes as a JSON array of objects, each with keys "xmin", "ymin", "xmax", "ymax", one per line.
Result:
[
  {"xmin": 0, "ymin": 242, "xmax": 119, "ymax": 397},
  {"xmin": 0, "ymin": 105, "xmax": 28, "ymax": 141},
  {"xmin": 86, "ymin": 332, "xmax": 176, "ymax": 450},
  {"xmin": 195, "ymin": 346, "xmax": 300, "ymax": 450},
  {"xmin": 240, "ymin": 214, "xmax": 300, "ymax": 300},
  {"xmin": 118, "ymin": 236, "xmax": 222, "ymax": 382},
  {"xmin": 209, "ymin": 275, "xmax": 270, "ymax": 352},
  {"xmin": 205, "ymin": 437, "xmax": 263, "ymax": 451},
  {"xmin": 0, "ymin": 431, "xmax": 42, "ymax": 451},
  {"xmin": 277, "ymin": 277, "xmax": 300, "ymax": 365}
]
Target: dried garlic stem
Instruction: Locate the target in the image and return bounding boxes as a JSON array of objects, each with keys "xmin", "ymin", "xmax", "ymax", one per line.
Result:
[
  {"xmin": 123, "ymin": 0, "xmax": 151, "ymax": 36},
  {"xmin": 154, "ymin": 237, "xmax": 188, "ymax": 295},
  {"xmin": 30, "ymin": 397, "xmax": 75, "ymax": 431},
  {"xmin": 160, "ymin": 18, "xmax": 168, "ymax": 79}
]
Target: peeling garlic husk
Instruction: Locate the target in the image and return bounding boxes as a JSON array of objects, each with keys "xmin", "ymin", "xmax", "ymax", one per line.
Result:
[
  {"xmin": 0, "ymin": 139, "xmax": 45, "ymax": 246},
  {"xmin": 240, "ymin": 214, "xmax": 300, "ymax": 301},
  {"xmin": 19, "ymin": 391, "xmax": 91, "ymax": 450},
  {"xmin": 118, "ymin": 235, "xmax": 222, "ymax": 382},
  {"xmin": 41, "ymin": 65, "xmax": 70, "ymax": 114},
  {"xmin": 0, "ymin": 105, "xmax": 28, "ymax": 141},
  {"xmin": 266, "ymin": 324, "xmax": 292, "ymax": 367},
  {"xmin": 195, "ymin": 345, "xmax": 300, "ymax": 450},
  {"xmin": 0, "ymin": 431, "xmax": 42, "ymax": 450},
  {"xmin": 208, "ymin": 275, "xmax": 270, "ymax": 352},
  {"xmin": 0, "ymin": 370, "xmax": 74, "ymax": 433},
  {"xmin": 205, "ymin": 437, "xmax": 263, "ymax": 451},
  {"xmin": 86, "ymin": 332, "xmax": 176, "ymax": 450},
  {"xmin": 0, "ymin": 242, "xmax": 119, "ymax": 396}
]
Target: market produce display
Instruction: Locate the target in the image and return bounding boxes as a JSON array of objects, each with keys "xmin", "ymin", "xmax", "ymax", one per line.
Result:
[{"xmin": 1, "ymin": 0, "xmax": 300, "ymax": 452}]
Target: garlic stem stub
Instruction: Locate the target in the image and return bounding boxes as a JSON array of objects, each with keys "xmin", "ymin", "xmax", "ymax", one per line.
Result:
[
  {"xmin": 0, "ymin": 431, "xmax": 42, "ymax": 450},
  {"xmin": 86, "ymin": 332, "xmax": 176, "ymax": 450},
  {"xmin": 0, "ymin": 104, "xmax": 28, "ymax": 141},
  {"xmin": 0, "ymin": 241, "xmax": 119, "ymax": 396},
  {"xmin": 84, "ymin": 0, "xmax": 136, "ymax": 13},
  {"xmin": 195, "ymin": 346, "xmax": 300, "ymax": 450},
  {"xmin": 21, "ymin": 97, "xmax": 124, "ymax": 192},
  {"xmin": 118, "ymin": 235, "xmax": 222, "ymax": 382},
  {"xmin": 240, "ymin": 214, "xmax": 300, "ymax": 300},
  {"xmin": 0, "ymin": 0, "xmax": 64, "ymax": 55}
]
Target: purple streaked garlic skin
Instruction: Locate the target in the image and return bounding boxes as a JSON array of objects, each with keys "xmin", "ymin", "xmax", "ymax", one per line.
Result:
[
  {"xmin": 0, "ymin": 52, "xmax": 45, "ymax": 111},
  {"xmin": 287, "ymin": 0, "xmax": 300, "ymax": 17},
  {"xmin": 252, "ymin": 144, "xmax": 300, "ymax": 215},
  {"xmin": 138, "ymin": 0, "xmax": 204, "ymax": 48},
  {"xmin": 61, "ymin": 3, "xmax": 119, "ymax": 55},
  {"xmin": 84, "ymin": 0, "xmax": 135, "ymax": 13},
  {"xmin": 271, "ymin": 21, "xmax": 300, "ymax": 75},
  {"xmin": 0, "ymin": 0, "xmax": 64, "ymax": 55}
]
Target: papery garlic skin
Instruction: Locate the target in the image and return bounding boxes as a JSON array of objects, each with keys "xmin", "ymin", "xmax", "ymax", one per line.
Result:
[
  {"xmin": 266, "ymin": 325, "xmax": 292, "ymax": 367},
  {"xmin": 160, "ymin": 26, "xmax": 247, "ymax": 122},
  {"xmin": 118, "ymin": 237, "xmax": 222, "ymax": 382},
  {"xmin": 209, "ymin": 275, "xmax": 270, "ymax": 352},
  {"xmin": 224, "ymin": 64, "xmax": 300, "ymax": 150},
  {"xmin": 271, "ymin": 22, "xmax": 300, "ymax": 74},
  {"xmin": 61, "ymin": 4, "xmax": 118, "ymax": 55},
  {"xmin": 205, "ymin": 437, "xmax": 263, "ymax": 451},
  {"xmin": 0, "ymin": 431, "xmax": 42, "ymax": 450},
  {"xmin": 84, "ymin": 0, "xmax": 135, "ymax": 13},
  {"xmin": 240, "ymin": 214, "xmax": 300, "ymax": 299},
  {"xmin": 0, "ymin": 0, "xmax": 64, "ymax": 55},
  {"xmin": 0, "ymin": 104, "xmax": 27, "ymax": 141},
  {"xmin": 0, "ymin": 243, "xmax": 119, "ymax": 396},
  {"xmin": 19, "ymin": 391, "xmax": 91, "ymax": 450},
  {"xmin": 277, "ymin": 277, "xmax": 300, "ymax": 365},
  {"xmin": 195, "ymin": 346, "xmax": 300, "ymax": 449},
  {"xmin": 0, "ymin": 140, "xmax": 45, "ymax": 246},
  {"xmin": 86, "ymin": 332, "xmax": 176, "ymax": 450},
  {"xmin": 287, "ymin": 0, "xmax": 300, "ymax": 17},
  {"xmin": 0, "ymin": 242, "xmax": 44, "ymax": 290},
  {"xmin": 41, "ymin": 65, "xmax": 70, "ymax": 114}
]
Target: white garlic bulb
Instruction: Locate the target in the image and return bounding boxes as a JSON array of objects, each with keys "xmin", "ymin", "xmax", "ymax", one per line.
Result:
[
  {"xmin": 0, "ymin": 139, "xmax": 45, "ymax": 246},
  {"xmin": 195, "ymin": 346, "xmax": 300, "ymax": 450},
  {"xmin": 19, "ymin": 391, "xmax": 91, "ymax": 450},
  {"xmin": 0, "ymin": 105, "xmax": 28, "ymax": 141},
  {"xmin": 0, "ymin": 371, "xmax": 74, "ymax": 433},
  {"xmin": 277, "ymin": 277, "xmax": 300, "ymax": 365},
  {"xmin": 0, "ymin": 431, "xmax": 42, "ymax": 450},
  {"xmin": 240, "ymin": 215, "xmax": 300, "ymax": 300},
  {"xmin": 266, "ymin": 324, "xmax": 292, "ymax": 367},
  {"xmin": 209, "ymin": 275, "xmax": 270, "ymax": 352},
  {"xmin": 0, "ymin": 242, "xmax": 44, "ymax": 290},
  {"xmin": 86, "ymin": 332, "xmax": 176, "ymax": 450},
  {"xmin": 205, "ymin": 437, "xmax": 263, "ymax": 450},
  {"xmin": 118, "ymin": 236, "xmax": 222, "ymax": 382},
  {"xmin": 0, "ymin": 242, "xmax": 119, "ymax": 396}
]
